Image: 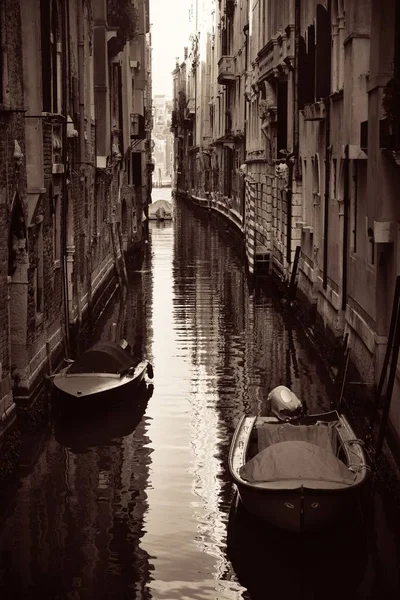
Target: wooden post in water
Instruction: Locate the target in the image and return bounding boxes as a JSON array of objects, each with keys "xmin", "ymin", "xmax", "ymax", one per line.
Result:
[
  {"xmin": 117, "ymin": 221, "xmax": 129, "ymax": 286},
  {"xmin": 110, "ymin": 222, "xmax": 123, "ymax": 289},
  {"xmin": 288, "ymin": 245, "xmax": 301, "ymax": 303}
]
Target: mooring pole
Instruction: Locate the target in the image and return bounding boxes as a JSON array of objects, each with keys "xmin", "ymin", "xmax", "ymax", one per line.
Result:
[{"xmin": 375, "ymin": 298, "xmax": 400, "ymax": 458}]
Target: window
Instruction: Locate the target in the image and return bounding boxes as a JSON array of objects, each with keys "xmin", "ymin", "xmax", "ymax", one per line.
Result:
[
  {"xmin": 302, "ymin": 159, "xmax": 307, "ymax": 222},
  {"xmin": 331, "ymin": 159, "xmax": 337, "ymax": 199},
  {"xmin": 351, "ymin": 161, "xmax": 358, "ymax": 254},
  {"xmin": 277, "ymin": 82, "xmax": 288, "ymax": 157},
  {"xmin": 52, "ymin": 194, "xmax": 61, "ymax": 264},
  {"xmin": 36, "ymin": 223, "xmax": 44, "ymax": 314},
  {"xmin": 121, "ymin": 200, "xmax": 128, "ymax": 235},
  {"xmin": 40, "ymin": 0, "xmax": 62, "ymax": 113},
  {"xmin": 331, "ymin": 0, "xmax": 345, "ymax": 91},
  {"xmin": 312, "ymin": 156, "xmax": 320, "ymax": 229},
  {"xmin": 132, "ymin": 152, "xmax": 142, "ymax": 186},
  {"xmin": 315, "ymin": 4, "xmax": 331, "ymax": 99}
]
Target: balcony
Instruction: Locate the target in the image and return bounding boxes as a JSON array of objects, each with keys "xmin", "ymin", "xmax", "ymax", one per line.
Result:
[
  {"xmin": 302, "ymin": 101, "xmax": 326, "ymax": 121},
  {"xmin": 218, "ymin": 56, "xmax": 235, "ymax": 85}
]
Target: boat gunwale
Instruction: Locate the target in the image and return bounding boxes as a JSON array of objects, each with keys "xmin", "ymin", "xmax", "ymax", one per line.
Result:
[
  {"xmin": 53, "ymin": 361, "xmax": 150, "ymax": 398},
  {"xmin": 228, "ymin": 413, "xmax": 369, "ymax": 494},
  {"xmin": 60, "ymin": 360, "xmax": 149, "ymax": 379}
]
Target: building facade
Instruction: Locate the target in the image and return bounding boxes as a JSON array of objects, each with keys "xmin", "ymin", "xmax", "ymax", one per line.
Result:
[
  {"xmin": 172, "ymin": 0, "xmax": 400, "ymax": 456},
  {"xmin": 153, "ymin": 94, "xmax": 173, "ymax": 187},
  {"xmin": 0, "ymin": 0, "xmax": 152, "ymax": 478}
]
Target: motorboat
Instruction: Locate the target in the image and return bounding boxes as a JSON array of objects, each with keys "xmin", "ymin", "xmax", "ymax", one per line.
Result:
[
  {"xmin": 52, "ymin": 339, "xmax": 153, "ymax": 406},
  {"xmin": 228, "ymin": 386, "xmax": 369, "ymax": 533},
  {"xmin": 148, "ymin": 198, "xmax": 173, "ymax": 220},
  {"xmin": 55, "ymin": 382, "xmax": 154, "ymax": 452}
]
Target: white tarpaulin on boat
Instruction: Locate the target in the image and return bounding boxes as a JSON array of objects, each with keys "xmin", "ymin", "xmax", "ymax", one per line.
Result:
[
  {"xmin": 148, "ymin": 199, "xmax": 173, "ymax": 220},
  {"xmin": 256, "ymin": 422, "xmax": 337, "ymax": 453},
  {"xmin": 240, "ymin": 441, "xmax": 356, "ymax": 485}
]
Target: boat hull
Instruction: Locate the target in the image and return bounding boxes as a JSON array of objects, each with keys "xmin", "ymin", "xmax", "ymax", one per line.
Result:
[
  {"xmin": 229, "ymin": 413, "xmax": 369, "ymax": 533},
  {"xmin": 53, "ymin": 361, "xmax": 151, "ymax": 410},
  {"xmin": 236, "ymin": 482, "xmax": 359, "ymax": 533}
]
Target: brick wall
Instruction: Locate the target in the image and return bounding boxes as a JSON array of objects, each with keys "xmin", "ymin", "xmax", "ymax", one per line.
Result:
[{"xmin": 0, "ymin": 0, "xmax": 26, "ymax": 423}]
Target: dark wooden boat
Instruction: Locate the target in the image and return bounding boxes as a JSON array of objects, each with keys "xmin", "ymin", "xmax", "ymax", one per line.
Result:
[
  {"xmin": 53, "ymin": 340, "xmax": 153, "ymax": 405},
  {"xmin": 54, "ymin": 383, "xmax": 154, "ymax": 452},
  {"xmin": 228, "ymin": 386, "xmax": 369, "ymax": 533}
]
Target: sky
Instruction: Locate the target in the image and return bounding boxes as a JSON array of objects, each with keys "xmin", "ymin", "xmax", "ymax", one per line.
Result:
[{"xmin": 150, "ymin": 0, "xmax": 191, "ymax": 98}]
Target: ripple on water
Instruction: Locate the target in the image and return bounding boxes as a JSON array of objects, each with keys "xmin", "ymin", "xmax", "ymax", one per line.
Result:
[{"xmin": 0, "ymin": 192, "xmax": 373, "ymax": 600}]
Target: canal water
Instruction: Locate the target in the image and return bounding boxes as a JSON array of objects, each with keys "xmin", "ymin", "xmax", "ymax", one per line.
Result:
[{"xmin": 0, "ymin": 188, "xmax": 398, "ymax": 599}]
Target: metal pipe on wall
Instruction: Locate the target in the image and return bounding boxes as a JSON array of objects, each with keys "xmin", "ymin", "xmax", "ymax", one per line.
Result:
[
  {"xmin": 294, "ymin": 0, "xmax": 300, "ymax": 178},
  {"xmin": 342, "ymin": 144, "xmax": 350, "ymax": 310},
  {"xmin": 243, "ymin": 22, "xmax": 249, "ymax": 226},
  {"xmin": 323, "ymin": 0, "xmax": 332, "ymax": 290},
  {"xmin": 77, "ymin": 0, "xmax": 85, "ymax": 164},
  {"xmin": 61, "ymin": 0, "xmax": 70, "ymax": 355}
]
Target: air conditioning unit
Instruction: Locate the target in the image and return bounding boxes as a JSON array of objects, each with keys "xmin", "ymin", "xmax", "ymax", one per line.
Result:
[{"xmin": 130, "ymin": 60, "xmax": 140, "ymax": 70}]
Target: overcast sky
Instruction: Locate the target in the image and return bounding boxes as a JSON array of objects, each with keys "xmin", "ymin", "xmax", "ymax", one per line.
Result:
[{"xmin": 150, "ymin": 0, "xmax": 191, "ymax": 98}]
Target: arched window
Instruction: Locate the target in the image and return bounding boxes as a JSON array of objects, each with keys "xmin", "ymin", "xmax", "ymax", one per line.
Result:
[{"xmin": 8, "ymin": 195, "xmax": 27, "ymax": 278}]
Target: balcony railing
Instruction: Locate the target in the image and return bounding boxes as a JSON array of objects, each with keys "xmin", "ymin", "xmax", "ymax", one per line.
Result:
[{"xmin": 218, "ymin": 56, "xmax": 235, "ymax": 85}]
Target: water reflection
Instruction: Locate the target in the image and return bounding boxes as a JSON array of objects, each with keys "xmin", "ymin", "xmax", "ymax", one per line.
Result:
[
  {"xmin": 227, "ymin": 492, "xmax": 368, "ymax": 600},
  {"xmin": 0, "ymin": 187, "xmax": 394, "ymax": 598},
  {"xmin": 54, "ymin": 385, "xmax": 153, "ymax": 454}
]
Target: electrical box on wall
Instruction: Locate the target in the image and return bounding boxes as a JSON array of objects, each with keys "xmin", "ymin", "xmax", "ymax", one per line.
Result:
[{"xmin": 374, "ymin": 220, "xmax": 395, "ymax": 243}]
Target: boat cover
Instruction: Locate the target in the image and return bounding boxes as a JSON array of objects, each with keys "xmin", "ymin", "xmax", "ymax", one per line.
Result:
[
  {"xmin": 257, "ymin": 422, "xmax": 337, "ymax": 454},
  {"xmin": 148, "ymin": 199, "xmax": 173, "ymax": 219},
  {"xmin": 68, "ymin": 342, "xmax": 135, "ymax": 375},
  {"xmin": 240, "ymin": 441, "xmax": 355, "ymax": 485}
]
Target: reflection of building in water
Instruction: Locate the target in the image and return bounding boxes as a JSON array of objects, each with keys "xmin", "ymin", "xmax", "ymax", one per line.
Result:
[
  {"xmin": 171, "ymin": 200, "xmax": 335, "ymax": 585},
  {"xmin": 172, "ymin": 202, "xmax": 251, "ymax": 583},
  {"xmin": 152, "ymin": 95, "xmax": 173, "ymax": 187},
  {"xmin": 0, "ymin": 247, "xmax": 155, "ymax": 597},
  {"xmin": 0, "ymin": 392, "xmax": 154, "ymax": 598}
]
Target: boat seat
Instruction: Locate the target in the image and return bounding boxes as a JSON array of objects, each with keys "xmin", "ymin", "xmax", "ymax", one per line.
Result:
[{"xmin": 256, "ymin": 421, "xmax": 337, "ymax": 455}]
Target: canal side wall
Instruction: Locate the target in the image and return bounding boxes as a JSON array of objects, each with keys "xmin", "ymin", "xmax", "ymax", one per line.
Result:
[
  {"xmin": 0, "ymin": 0, "xmax": 153, "ymax": 482},
  {"xmin": 0, "ymin": 0, "xmax": 28, "ymax": 479},
  {"xmin": 171, "ymin": 0, "xmax": 400, "ymax": 458}
]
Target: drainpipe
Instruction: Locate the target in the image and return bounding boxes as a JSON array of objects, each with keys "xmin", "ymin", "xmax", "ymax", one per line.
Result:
[
  {"xmin": 323, "ymin": 0, "xmax": 332, "ymax": 290},
  {"xmin": 342, "ymin": 144, "xmax": 349, "ymax": 309},
  {"xmin": 293, "ymin": 0, "xmax": 300, "ymax": 178},
  {"xmin": 322, "ymin": 106, "xmax": 331, "ymax": 289},
  {"xmin": 78, "ymin": 0, "xmax": 85, "ymax": 165},
  {"xmin": 194, "ymin": 0, "xmax": 198, "ymax": 149},
  {"xmin": 285, "ymin": 0, "xmax": 301, "ymax": 267},
  {"xmin": 285, "ymin": 0, "xmax": 300, "ymax": 267},
  {"xmin": 395, "ymin": 0, "xmax": 400, "ymax": 80},
  {"xmin": 61, "ymin": 0, "xmax": 70, "ymax": 355},
  {"xmin": 286, "ymin": 161, "xmax": 293, "ymax": 265},
  {"xmin": 243, "ymin": 22, "xmax": 249, "ymax": 225}
]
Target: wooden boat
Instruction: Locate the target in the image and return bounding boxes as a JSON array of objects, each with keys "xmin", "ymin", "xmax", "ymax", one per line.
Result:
[
  {"xmin": 228, "ymin": 386, "xmax": 369, "ymax": 533},
  {"xmin": 55, "ymin": 383, "xmax": 154, "ymax": 452},
  {"xmin": 148, "ymin": 198, "xmax": 173, "ymax": 220},
  {"xmin": 53, "ymin": 340, "xmax": 154, "ymax": 405}
]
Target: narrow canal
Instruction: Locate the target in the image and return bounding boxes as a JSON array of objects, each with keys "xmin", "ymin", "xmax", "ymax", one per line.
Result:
[{"xmin": 0, "ymin": 188, "xmax": 398, "ymax": 599}]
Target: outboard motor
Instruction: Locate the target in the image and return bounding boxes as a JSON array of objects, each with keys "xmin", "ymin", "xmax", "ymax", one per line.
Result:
[{"xmin": 268, "ymin": 385, "xmax": 304, "ymax": 421}]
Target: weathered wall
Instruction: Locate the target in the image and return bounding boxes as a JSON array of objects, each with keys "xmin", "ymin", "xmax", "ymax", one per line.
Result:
[{"xmin": 0, "ymin": 0, "xmax": 26, "ymax": 449}]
